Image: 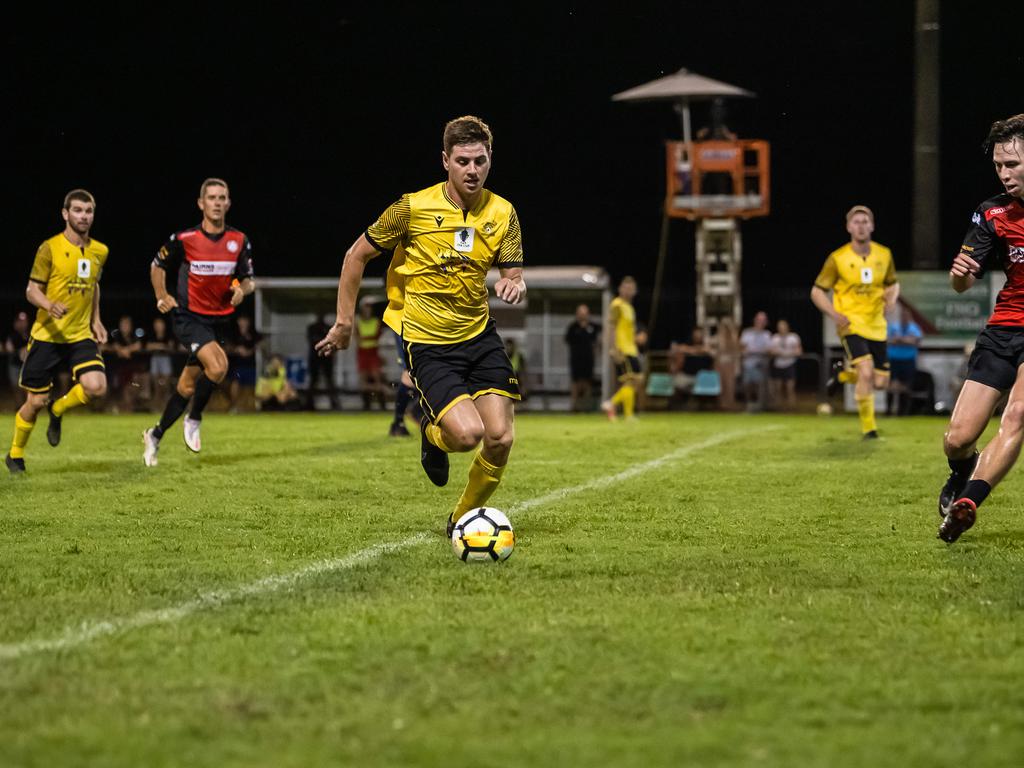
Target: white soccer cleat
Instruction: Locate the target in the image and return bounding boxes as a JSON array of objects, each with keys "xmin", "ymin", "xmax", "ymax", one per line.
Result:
[
  {"xmin": 183, "ymin": 417, "xmax": 201, "ymax": 453},
  {"xmin": 142, "ymin": 428, "xmax": 160, "ymax": 467}
]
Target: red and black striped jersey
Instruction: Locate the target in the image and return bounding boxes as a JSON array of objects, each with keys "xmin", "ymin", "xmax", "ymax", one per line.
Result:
[
  {"xmin": 154, "ymin": 226, "xmax": 253, "ymax": 316},
  {"xmin": 961, "ymin": 194, "xmax": 1024, "ymax": 326}
]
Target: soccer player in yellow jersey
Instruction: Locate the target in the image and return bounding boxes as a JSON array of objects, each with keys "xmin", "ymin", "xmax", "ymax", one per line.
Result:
[
  {"xmin": 316, "ymin": 116, "xmax": 525, "ymax": 536},
  {"xmin": 601, "ymin": 276, "xmax": 643, "ymax": 420},
  {"xmin": 6, "ymin": 190, "xmax": 109, "ymax": 474},
  {"xmin": 810, "ymin": 205, "xmax": 899, "ymax": 439}
]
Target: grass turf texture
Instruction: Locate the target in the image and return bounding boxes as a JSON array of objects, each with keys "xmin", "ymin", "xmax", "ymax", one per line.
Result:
[{"xmin": 1, "ymin": 411, "xmax": 1023, "ymax": 767}]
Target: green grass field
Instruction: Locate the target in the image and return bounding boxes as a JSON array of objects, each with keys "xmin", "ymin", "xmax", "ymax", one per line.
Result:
[{"xmin": 2, "ymin": 411, "xmax": 1023, "ymax": 767}]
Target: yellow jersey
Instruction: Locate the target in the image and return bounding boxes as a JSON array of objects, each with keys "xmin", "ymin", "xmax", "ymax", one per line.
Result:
[
  {"xmin": 610, "ymin": 296, "xmax": 638, "ymax": 356},
  {"xmin": 28, "ymin": 233, "xmax": 108, "ymax": 344},
  {"xmin": 366, "ymin": 182, "xmax": 524, "ymax": 344},
  {"xmin": 814, "ymin": 241, "xmax": 896, "ymax": 341}
]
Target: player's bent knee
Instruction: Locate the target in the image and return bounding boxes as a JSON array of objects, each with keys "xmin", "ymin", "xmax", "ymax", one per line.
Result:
[
  {"xmin": 83, "ymin": 381, "xmax": 107, "ymax": 399},
  {"xmin": 448, "ymin": 426, "xmax": 484, "ymax": 452}
]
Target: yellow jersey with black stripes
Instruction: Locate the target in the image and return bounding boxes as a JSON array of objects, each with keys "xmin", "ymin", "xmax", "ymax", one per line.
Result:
[
  {"xmin": 366, "ymin": 182, "xmax": 524, "ymax": 344},
  {"xmin": 814, "ymin": 242, "xmax": 896, "ymax": 342},
  {"xmin": 610, "ymin": 297, "xmax": 638, "ymax": 356},
  {"xmin": 28, "ymin": 233, "xmax": 108, "ymax": 344}
]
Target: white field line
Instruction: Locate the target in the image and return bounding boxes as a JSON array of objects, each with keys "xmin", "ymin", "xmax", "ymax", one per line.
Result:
[{"xmin": 0, "ymin": 426, "xmax": 771, "ymax": 662}]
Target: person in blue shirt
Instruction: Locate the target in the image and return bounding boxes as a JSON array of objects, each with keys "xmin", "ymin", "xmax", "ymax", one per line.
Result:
[{"xmin": 887, "ymin": 306, "xmax": 922, "ymax": 416}]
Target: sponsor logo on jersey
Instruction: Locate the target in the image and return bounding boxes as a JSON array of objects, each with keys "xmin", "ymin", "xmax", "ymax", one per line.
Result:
[
  {"xmin": 986, "ymin": 206, "xmax": 1008, "ymax": 220},
  {"xmin": 189, "ymin": 260, "xmax": 237, "ymax": 275},
  {"xmin": 178, "ymin": 230, "xmax": 197, "ymax": 239},
  {"xmin": 453, "ymin": 227, "xmax": 475, "ymax": 253}
]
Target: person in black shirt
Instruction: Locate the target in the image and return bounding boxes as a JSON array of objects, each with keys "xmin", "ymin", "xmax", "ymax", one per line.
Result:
[
  {"xmin": 5, "ymin": 311, "xmax": 31, "ymax": 408},
  {"xmin": 307, "ymin": 313, "xmax": 339, "ymax": 410},
  {"xmin": 565, "ymin": 304, "xmax": 600, "ymax": 411},
  {"xmin": 227, "ymin": 314, "xmax": 260, "ymax": 412}
]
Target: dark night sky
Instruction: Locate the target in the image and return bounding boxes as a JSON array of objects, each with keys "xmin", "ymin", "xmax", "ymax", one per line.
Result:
[{"xmin": 4, "ymin": 1, "xmax": 1019, "ymax": 349}]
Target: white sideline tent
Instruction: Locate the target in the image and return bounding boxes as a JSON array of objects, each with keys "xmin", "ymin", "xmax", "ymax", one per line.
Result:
[{"xmin": 253, "ymin": 266, "xmax": 612, "ymax": 410}]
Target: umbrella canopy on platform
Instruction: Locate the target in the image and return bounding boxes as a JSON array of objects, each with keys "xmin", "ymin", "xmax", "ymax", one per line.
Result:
[{"xmin": 612, "ymin": 68, "xmax": 754, "ymax": 142}]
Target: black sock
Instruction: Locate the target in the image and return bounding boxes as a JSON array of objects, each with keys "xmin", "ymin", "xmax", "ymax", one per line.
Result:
[
  {"xmin": 394, "ymin": 383, "xmax": 412, "ymax": 424},
  {"xmin": 154, "ymin": 391, "xmax": 190, "ymax": 439},
  {"xmin": 948, "ymin": 451, "xmax": 980, "ymax": 477},
  {"xmin": 189, "ymin": 375, "xmax": 217, "ymax": 421},
  {"xmin": 960, "ymin": 479, "xmax": 991, "ymax": 507}
]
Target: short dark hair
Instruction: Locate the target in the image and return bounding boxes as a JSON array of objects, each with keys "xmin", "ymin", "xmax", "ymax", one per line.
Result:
[
  {"xmin": 63, "ymin": 189, "xmax": 95, "ymax": 210},
  {"xmin": 984, "ymin": 114, "xmax": 1024, "ymax": 152},
  {"xmin": 443, "ymin": 116, "xmax": 493, "ymax": 155}
]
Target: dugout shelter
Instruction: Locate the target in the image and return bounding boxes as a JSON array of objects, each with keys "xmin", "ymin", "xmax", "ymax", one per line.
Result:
[{"xmin": 253, "ymin": 266, "xmax": 612, "ymax": 410}]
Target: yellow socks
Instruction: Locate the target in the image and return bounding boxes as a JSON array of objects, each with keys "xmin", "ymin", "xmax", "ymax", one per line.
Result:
[
  {"xmin": 425, "ymin": 423, "xmax": 453, "ymax": 452},
  {"xmin": 51, "ymin": 383, "xmax": 89, "ymax": 417},
  {"xmin": 611, "ymin": 384, "xmax": 636, "ymax": 414},
  {"xmin": 838, "ymin": 369, "xmax": 858, "ymax": 384},
  {"xmin": 856, "ymin": 394, "xmax": 877, "ymax": 434},
  {"xmin": 10, "ymin": 413, "xmax": 35, "ymax": 459},
  {"xmin": 453, "ymin": 452, "xmax": 506, "ymax": 520}
]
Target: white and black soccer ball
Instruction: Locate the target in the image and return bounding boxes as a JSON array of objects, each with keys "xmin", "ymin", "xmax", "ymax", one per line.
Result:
[{"xmin": 450, "ymin": 507, "xmax": 515, "ymax": 563}]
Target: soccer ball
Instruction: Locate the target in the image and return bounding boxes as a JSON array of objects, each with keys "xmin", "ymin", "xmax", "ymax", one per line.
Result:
[{"xmin": 450, "ymin": 507, "xmax": 515, "ymax": 562}]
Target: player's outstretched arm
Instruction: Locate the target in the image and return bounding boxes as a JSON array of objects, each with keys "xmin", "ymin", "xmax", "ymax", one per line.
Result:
[
  {"xmin": 91, "ymin": 283, "xmax": 108, "ymax": 344},
  {"xmin": 151, "ymin": 263, "xmax": 178, "ymax": 314},
  {"xmin": 495, "ymin": 267, "xmax": 525, "ymax": 304},
  {"xmin": 25, "ymin": 280, "xmax": 67, "ymax": 319},
  {"xmin": 809, "ymin": 285, "xmax": 849, "ymax": 332},
  {"xmin": 316, "ymin": 234, "xmax": 380, "ymax": 357},
  {"xmin": 950, "ymin": 252, "xmax": 980, "ymax": 293}
]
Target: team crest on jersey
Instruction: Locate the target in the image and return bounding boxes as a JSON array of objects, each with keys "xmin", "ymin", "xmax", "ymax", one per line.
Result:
[
  {"xmin": 227, "ymin": 240, "xmax": 239, "ymax": 253},
  {"xmin": 483, "ymin": 222, "xmax": 495, "ymax": 235},
  {"xmin": 454, "ymin": 227, "xmax": 475, "ymax": 253}
]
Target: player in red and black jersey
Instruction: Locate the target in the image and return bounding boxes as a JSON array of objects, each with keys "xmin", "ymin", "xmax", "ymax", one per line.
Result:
[
  {"xmin": 143, "ymin": 178, "xmax": 254, "ymax": 466},
  {"xmin": 937, "ymin": 114, "xmax": 1024, "ymax": 543}
]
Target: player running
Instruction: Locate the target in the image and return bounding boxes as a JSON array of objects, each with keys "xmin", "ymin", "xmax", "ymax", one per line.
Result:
[
  {"xmin": 316, "ymin": 116, "xmax": 525, "ymax": 535},
  {"xmin": 937, "ymin": 114, "xmax": 1024, "ymax": 543},
  {"xmin": 811, "ymin": 205, "xmax": 899, "ymax": 439},
  {"xmin": 6, "ymin": 190, "xmax": 109, "ymax": 474},
  {"xmin": 143, "ymin": 178, "xmax": 254, "ymax": 466},
  {"xmin": 601, "ymin": 276, "xmax": 643, "ymax": 421}
]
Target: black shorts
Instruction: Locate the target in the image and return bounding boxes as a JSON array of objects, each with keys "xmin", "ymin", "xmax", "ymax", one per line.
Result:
[
  {"xmin": 770, "ymin": 364, "xmax": 797, "ymax": 381},
  {"xmin": 19, "ymin": 338, "xmax": 105, "ymax": 393},
  {"xmin": 840, "ymin": 334, "xmax": 889, "ymax": 374},
  {"xmin": 615, "ymin": 355, "xmax": 642, "ymax": 382},
  {"xmin": 405, "ymin": 320, "xmax": 521, "ymax": 423},
  {"xmin": 173, "ymin": 310, "xmax": 233, "ymax": 366},
  {"xmin": 966, "ymin": 326, "xmax": 1024, "ymax": 391}
]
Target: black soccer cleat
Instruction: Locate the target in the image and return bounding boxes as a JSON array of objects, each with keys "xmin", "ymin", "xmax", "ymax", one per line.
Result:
[
  {"xmin": 419, "ymin": 416, "xmax": 449, "ymax": 487},
  {"xmin": 938, "ymin": 498, "xmax": 977, "ymax": 544},
  {"xmin": 6, "ymin": 453, "xmax": 25, "ymax": 474},
  {"xmin": 938, "ymin": 454, "xmax": 979, "ymax": 518},
  {"xmin": 863, "ymin": 430, "xmax": 879, "ymax": 440},
  {"xmin": 825, "ymin": 359, "xmax": 846, "ymax": 397},
  {"xmin": 389, "ymin": 421, "xmax": 411, "ymax": 438},
  {"xmin": 46, "ymin": 402, "xmax": 62, "ymax": 447},
  {"xmin": 446, "ymin": 514, "xmax": 456, "ymax": 539}
]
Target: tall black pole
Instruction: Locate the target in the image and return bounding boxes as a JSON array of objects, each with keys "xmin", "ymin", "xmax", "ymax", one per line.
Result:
[{"xmin": 912, "ymin": 0, "xmax": 940, "ymax": 268}]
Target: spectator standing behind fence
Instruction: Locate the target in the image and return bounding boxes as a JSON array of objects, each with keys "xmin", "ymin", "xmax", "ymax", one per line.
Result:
[
  {"xmin": 712, "ymin": 317, "xmax": 741, "ymax": 411},
  {"xmin": 887, "ymin": 307, "xmax": 922, "ymax": 416},
  {"xmin": 106, "ymin": 315, "xmax": 145, "ymax": 413},
  {"xmin": 769, "ymin": 319, "xmax": 802, "ymax": 411},
  {"xmin": 565, "ymin": 304, "xmax": 600, "ymax": 412},
  {"xmin": 146, "ymin": 316, "xmax": 176, "ymax": 407},
  {"xmin": 669, "ymin": 327, "xmax": 714, "ymax": 409},
  {"xmin": 306, "ymin": 313, "xmax": 339, "ymax": 411},
  {"xmin": 227, "ymin": 314, "xmax": 260, "ymax": 413},
  {"xmin": 355, "ymin": 298, "xmax": 386, "ymax": 410},
  {"xmin": 5, "ymin": 312, "xmax": 31, "ymax": 409},
  {"xmin": 740, "ymin": 311, "xmax": 772, "ymax": 412}
]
